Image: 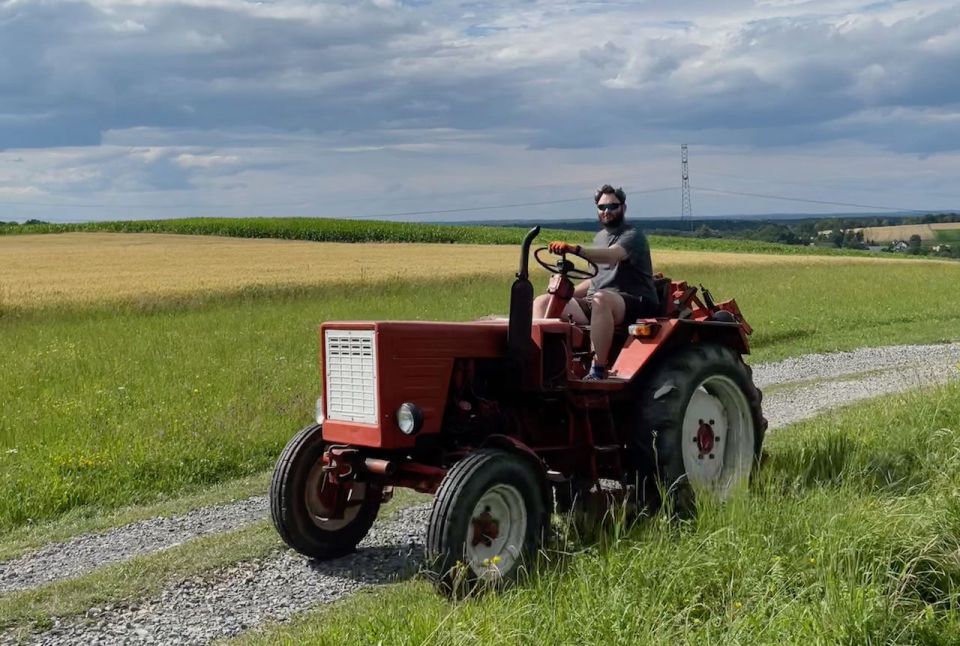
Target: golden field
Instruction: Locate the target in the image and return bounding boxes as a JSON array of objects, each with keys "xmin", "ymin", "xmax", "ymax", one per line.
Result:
[
  {"xmin": 0, "ymin": 232, "xmax": 947, "ymax": 309},
  {"xmin": 855, "ymin": 222, "xmax": 960, "ymax": 243}
]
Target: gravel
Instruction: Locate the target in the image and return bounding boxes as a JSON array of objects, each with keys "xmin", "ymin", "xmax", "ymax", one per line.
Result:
[
  {"xmin": 3, "ymin": 506, "xmax": 428, "ymax": 646},
  {"xmin": 0, "ymin": 498, "xmax": 268, "ymax": 595},
  {"xmin": 754, "ymin": 342, "xmax": 960, "ymax": 428},
  {"xmin": 3, "ymin": 342, "xmax": 959, "ymax": 645}
]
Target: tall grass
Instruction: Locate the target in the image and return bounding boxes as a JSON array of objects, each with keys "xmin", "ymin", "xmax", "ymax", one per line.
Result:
[
  {"xmin": 3, "ymin": 258, "xmax": 959, "ymax": 532},
  {"xmin": 235, "ymin": 382, "xmax": 960, "ymax": 645}
]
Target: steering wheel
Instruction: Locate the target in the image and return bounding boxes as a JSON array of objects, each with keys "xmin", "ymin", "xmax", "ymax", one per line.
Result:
[{"xmin": 533, "ymin": 246, "xmax": 599, "ymax": 280}]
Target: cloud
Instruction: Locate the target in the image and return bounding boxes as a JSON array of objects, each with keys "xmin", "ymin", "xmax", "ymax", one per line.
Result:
[{"xmin": 1, "ymin": 0, "xmax": 959, "ymax": 220}]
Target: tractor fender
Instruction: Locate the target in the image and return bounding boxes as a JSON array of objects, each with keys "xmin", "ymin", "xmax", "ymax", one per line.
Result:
[
  {"xmin": 613, "ymin": 319, "xmax": 750, "ymax": 382},
  {"xmin": 480, "ymin": 435, "xmax": 552, "ymax": 507},
  {"xmin": 674, "ymin": 319, "xmax": 750, "ymax": 355}
]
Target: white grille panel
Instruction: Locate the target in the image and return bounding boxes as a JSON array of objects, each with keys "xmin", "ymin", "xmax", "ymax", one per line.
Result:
[{"xmin": 324, "ymin": 330, "xmax": 378, "ymax": 424}]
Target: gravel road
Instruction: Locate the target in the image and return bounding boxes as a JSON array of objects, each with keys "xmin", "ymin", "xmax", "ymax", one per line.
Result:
[{"xmin": 3, "ymin": 342, "xmax": 959, "ymax": 645}]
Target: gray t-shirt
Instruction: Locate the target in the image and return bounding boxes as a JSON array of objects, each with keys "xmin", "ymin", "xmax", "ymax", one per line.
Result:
[{"xmin": 587, "ymin": 223, "xmax": 658, "ymax": 304}]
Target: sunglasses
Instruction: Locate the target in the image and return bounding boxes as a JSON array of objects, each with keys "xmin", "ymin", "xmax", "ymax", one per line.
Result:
[{"xmin": 597, "ymin": 203, "xmax": 622, "ymax": 212}]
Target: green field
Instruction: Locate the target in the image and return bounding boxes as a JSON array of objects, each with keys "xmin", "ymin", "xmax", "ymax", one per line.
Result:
[
  {"xmin": 2, "ymin": 255, "xmax": 960, "ymax": 535},
  {"xmin": 233, "ymin": 380, "xmax": 960, "ymax": 645},
  {"xmin": 0, "ymin": 216, "xmax": 883, "ymax": 257},
  {"xmin": 935, "ymin": 229, "xmax": 960, "ymax": 243}
]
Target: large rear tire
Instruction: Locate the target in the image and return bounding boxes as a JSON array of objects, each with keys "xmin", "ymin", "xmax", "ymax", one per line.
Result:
[
  {"xmin": 426, "ymin": 449, "xmax": 547, "ymax": 595},
  {"xmin": 631, "ymin": 344, "xmax": 767, "ymax": 513},
  {"xmin": 270, "ymin": 424, "xmax": 381, "ymax": 559}
]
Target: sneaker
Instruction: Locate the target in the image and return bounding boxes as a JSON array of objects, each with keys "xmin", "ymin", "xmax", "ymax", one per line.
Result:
[{"xmin": 585, "ymin": 364, "xmax": 607, "ymax": 380}]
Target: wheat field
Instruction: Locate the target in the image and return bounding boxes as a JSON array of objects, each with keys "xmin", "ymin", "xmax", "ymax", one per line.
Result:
[
  {"xmin": 855, "ymin": 222, "xmax": 960, "ymax": 243},
  {"xmin": 0, "ymin": 232, "xmax": 945, "ymax": 309}
]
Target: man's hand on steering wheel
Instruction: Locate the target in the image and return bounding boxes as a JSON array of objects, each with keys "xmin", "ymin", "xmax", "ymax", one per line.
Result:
[
  {"xmin": 534, "ymin": 243, "xmax": 598, "ymax": 280},
  {"xmin": 548, "ymin": 240, "xmax": 581, "ymax": 256}
]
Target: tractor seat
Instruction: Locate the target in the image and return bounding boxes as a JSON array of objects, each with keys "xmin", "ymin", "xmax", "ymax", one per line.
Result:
[{"xmin": 654, "ymin": 276, "xmax": 672, "ymax": 317}]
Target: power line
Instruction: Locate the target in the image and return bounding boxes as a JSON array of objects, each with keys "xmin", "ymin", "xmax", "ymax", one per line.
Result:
[
  {"xmin": 0, "ymin": 186, "xmax": 680, "ymax": 219},
  {"xmin": 344, "ymin": 186, "xmax": 680, "ymax": 220},
  {"xmin": 693, "ymin": 186, "xmax": 950, "ymax": 214}
]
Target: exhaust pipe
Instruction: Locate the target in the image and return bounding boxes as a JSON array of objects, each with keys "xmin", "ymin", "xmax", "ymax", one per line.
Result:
[
  {"xmin": 363, "ymin": 458, "xmax": 397, "ymax": 476},
  {"xmin": 507, "ymin": 226, "xmax": 540, "ymax": 388}
]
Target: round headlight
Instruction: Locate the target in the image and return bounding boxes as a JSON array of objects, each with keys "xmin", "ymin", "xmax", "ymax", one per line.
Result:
[
  {"xmin": 396, "ymin": 402, "xmax": 423, "ymax": 435},
  {"xmin": 315, "ymin": 397, "xmax": 325, "ymax": 424}
]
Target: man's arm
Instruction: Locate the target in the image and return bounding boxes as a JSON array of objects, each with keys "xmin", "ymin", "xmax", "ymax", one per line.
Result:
[
  {"xmin": 579, "ymin": 245, "xmax": 627, "ymax": 265},
  {"xmin": 573, "ymin": 278, "xmax": 591, "ymax": 297}
]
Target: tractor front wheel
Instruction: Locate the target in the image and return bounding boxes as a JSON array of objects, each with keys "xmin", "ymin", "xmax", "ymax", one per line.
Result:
[
  {"xmin": 270, "ymin": 424, "xmax": 381, "ymax": 560},
  {"xmin": 426, "ymin": 449, "xmax": 547, "ymax": 595},
  {"xmin": 631, "ymin": 343, "xmax": 766, "ymax": 513}
]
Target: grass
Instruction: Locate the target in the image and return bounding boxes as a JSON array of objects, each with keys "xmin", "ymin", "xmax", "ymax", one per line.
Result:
[
  {"xmin": 231, "ymin": 381, "xmax": 960, "ymax": 645},
  {"xmin": 2, "ymin": 251, "xmax": 960, "ymax": 535},
  {"xmin": 935, "ymin": 229, "xmax": 960, "ymax": 244}
]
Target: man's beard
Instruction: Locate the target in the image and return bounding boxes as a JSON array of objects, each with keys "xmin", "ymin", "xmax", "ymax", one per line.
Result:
[{"xmin": 599, "ymin": 211, "xmax": 624, "ymax": 230}]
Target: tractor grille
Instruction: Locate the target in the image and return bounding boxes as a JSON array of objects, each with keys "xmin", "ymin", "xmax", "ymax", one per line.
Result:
[{"xmin": 324, "ymin": 330, "xmax": 378, "ymax": 424}]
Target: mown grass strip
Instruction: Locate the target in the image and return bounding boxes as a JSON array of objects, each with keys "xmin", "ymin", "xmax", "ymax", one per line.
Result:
[{"xmin": 231, "ymin": 383, "xmax": 960, "ymax": 645}]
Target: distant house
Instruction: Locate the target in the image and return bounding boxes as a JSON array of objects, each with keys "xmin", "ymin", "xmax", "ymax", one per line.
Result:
[
  {"xmin": 931, "ymin": 244, "xmax": 952, "ymax": 253},
  {"xmin": 890, "ymin": 240, "xmax": 909, "ymax": 252}
]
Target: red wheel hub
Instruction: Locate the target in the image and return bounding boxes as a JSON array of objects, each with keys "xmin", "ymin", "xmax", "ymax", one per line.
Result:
[
  {"xmin": 695, "ymin": 419, "xmax": 716, "ymax": 455},
  {"xmin": 471, "ymin": 509, "xmax": 500, "ymax": 547}
]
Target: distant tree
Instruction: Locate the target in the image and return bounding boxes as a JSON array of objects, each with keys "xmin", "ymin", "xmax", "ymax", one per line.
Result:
[
  {"xmin": 908, "ymin": 234, "xmax": 923, "ymax": 255},
  {"xmin": 694, "ymin": 224, "xmax": 719, "ymax": 238},
  {"xmin": 23, "ymin": 219, "xmax": 48, "ymax": 225}
]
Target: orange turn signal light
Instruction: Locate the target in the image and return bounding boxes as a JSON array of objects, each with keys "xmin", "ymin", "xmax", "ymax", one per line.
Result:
[{"xmin": 627, "ymin": 322, "xmax": 661, "ymax": 338}]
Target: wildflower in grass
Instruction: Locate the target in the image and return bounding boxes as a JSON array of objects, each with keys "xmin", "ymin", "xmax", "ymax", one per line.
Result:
[
  {"xmin": 734, "ymin": 601, "xmax": 743, "ymax": 609},
  {"xmin": 5, "ymin": 449, "xmax": 17, "ymax": 455},
  {"xmin": 809, "ymin": 557, "xmax": 816, "ymax": 565}
]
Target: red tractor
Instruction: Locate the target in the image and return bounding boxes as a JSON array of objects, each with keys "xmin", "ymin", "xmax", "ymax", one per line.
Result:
[{"xmin": 270, "ymin": 226, "xmax": 766, "ymax": 591}]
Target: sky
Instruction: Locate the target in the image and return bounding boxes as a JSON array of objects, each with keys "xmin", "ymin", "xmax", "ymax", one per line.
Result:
[{"xmin": 2, "ymin": 0, "xmax": 960, "ymax": 223}]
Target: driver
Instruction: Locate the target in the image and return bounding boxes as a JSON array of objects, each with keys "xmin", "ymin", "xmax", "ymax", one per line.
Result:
[{"xmin": 532, "ymin": 184, "xmax": 659, "ymax": 380}]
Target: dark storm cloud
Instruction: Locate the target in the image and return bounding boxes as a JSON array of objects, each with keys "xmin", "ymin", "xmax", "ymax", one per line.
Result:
[{"xmin": 2, "ymin": 0, "xmax": 959, "ymax": 155}]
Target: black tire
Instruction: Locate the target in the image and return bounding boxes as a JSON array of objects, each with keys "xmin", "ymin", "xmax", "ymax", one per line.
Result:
[
  {"xmin": 426, "ymin": 449, "xmax": 548, "ymax": 595},
  {"xmin": 630, "ymin": 343, "xmax": 767, "ymax": 513},
  {"xmin": 270, "ymin": 424, "xmax": 381, "ymax": 559}
]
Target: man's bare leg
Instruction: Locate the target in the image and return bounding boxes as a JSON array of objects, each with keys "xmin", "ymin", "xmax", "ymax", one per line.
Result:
[
  {"xmin": 533, "ymin": 294, "xmax": 588, "ymax": 324},
  {"xmin": 589, "ymin": 290, "xmax": 627, "ymax": 370},
  {"xmin": 532, "ymin": 294, "xmax": 549, "ymax": 319}
]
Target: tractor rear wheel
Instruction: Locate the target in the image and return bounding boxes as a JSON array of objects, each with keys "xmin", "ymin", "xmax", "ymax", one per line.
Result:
[
  {"xmin": 631, "ymin": 343, "xmax": 766, "ymax": 514},
  {"xmin": 270, "ymin": 424, "xmax": 381, "ymax": 559},
  {"xmin": 426, "ymin": 449, "xmax": 547, "ymax": 596}
]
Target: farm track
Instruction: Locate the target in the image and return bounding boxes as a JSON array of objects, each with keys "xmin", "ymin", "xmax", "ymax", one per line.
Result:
[{"xmin": 2, "ymin": 342, "xmax": 959, "ymax": 645}]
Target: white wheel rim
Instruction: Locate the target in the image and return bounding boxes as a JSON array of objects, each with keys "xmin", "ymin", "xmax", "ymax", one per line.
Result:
[
  {"xmin": 680, "ymin": 374, "xmax": 755, "ymax": 498},
  {"xmin": 304, "ymin": 461, "xmax": 364, "ymax": 531},
  {"xmin": 465, "ymin": 484, "xmax": 528, "ymax": 579}
]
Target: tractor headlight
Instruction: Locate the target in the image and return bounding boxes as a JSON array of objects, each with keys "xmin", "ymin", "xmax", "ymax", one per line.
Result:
[
  {"xmin": 396, "ymin": 402, "xmax": 423, "ymax": 435},
  {"xmin": 315, "ymin": 397, "xmax": 325, "ymax": 425}
]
